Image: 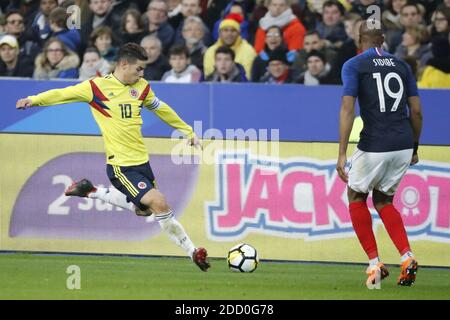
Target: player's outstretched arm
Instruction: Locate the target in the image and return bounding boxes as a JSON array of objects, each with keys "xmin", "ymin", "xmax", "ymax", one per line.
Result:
[
  {"xmin": 336, "ymin": 95, "xmax": 356, "ymax": 183},
  {"xmin": 16, "ymin": 81, "xmax": 93, "ymax": 109}
]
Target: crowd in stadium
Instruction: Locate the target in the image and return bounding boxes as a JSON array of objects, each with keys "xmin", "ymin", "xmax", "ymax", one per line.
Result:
[{"xmin": 0, "ymin": 0, "xmax": 449, "ymax": 88}]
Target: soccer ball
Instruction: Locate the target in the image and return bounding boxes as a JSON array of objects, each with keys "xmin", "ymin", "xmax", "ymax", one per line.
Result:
[{"xmin": 227, "ymin": 243, "xmax": 259, "ymax": 272}]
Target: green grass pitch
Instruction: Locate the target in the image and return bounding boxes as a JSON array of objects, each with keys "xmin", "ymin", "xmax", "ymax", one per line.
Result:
[{"xmin": 0, "ymin": 253, "xmax": 449, "ymax": 300}]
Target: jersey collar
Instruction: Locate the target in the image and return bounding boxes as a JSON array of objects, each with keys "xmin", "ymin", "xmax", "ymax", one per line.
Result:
[
  {"xmin": 110, "ymin": 73, "xmax": 128, "ymax": 87},
  {"xmin": 364, "ymin": 47, "xmax": 384, "ymax": 56}
]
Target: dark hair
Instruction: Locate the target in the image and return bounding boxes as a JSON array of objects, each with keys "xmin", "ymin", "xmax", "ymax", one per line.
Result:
[
  {"xmin": 168, "ymin": 44, "xmax": 189, "ymax": 58},
  {"xmin": 433, "ymin": 6, "xmax": 450, "ymax": 28},
  {"xmin": 323, "ymin": 0, "xmax": 346, "ymax": 16},
  {"xmin": 215, "ymin": 45, "xmax": 235, "ymax": 60},
  {"xmin": 49, "ymin": 7, "xmax": 70, "ymax": 29},
  {"xmin": 306, "ymin": 49, "xmax": 326, "ymax": 63},
  {"xmin": 401, "ymin": 2, "xmax": 420, "ymax": 14},
  {"xmin": 84, "ymin": 46, "xmax": 101, "ymax": 57},
  {"xmin": 268, "ymin": 47, "xmax": 289, "ymax": 65},
  {"xmin": 403, "ymin": 55, "xmax": 418, "ymax": 80},
  {"xmin": 5, "ymin": 9, "xmax": 23, "ymax": 21},
  {"xmin": 431, "ymin": 34, "xmax": 450, "ymax": 58},
  {"xmin": 121, "ymin": 8, "xmax": 145, "ymax": 33},
  {"xmin": 266, "ymin": 25, "xmax": 283, "ymax": 36},
  {"xmin": 89, "ymin": 25, "xmax": 114, "ymax": 46},
  {"xmin": 305, "ymin": 30, "xmax": 321, "ymax": 38},
  {"xmin": 117, "ymin": 43, "xmax": 148, "ymax": 63}
]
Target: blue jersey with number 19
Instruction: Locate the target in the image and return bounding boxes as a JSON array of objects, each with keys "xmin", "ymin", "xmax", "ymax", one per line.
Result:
[{"xmin": 341, "ymin": 47, "xmax": 418, "ymax": 152}]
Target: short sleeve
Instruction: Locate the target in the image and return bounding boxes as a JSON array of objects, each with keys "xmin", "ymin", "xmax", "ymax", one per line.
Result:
[{"xmin": 341, "ymin": 59, "xmax": 359, "ymax": 97}]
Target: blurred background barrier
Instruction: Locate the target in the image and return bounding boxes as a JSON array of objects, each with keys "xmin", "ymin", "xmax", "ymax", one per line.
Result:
[{"xmin": 2, "ymin": 79, "xmax": 450, "ymax": 144}]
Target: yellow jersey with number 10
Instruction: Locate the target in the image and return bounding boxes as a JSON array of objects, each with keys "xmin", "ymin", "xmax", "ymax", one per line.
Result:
[{"xmin": 28, "ymin": 74, "xmax": 195, "ymax": 166}]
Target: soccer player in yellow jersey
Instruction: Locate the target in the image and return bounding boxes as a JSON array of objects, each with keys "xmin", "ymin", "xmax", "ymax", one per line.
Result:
[{"xmin": 16, "ymin": 43, "xmax": 210, "ymax": 271}]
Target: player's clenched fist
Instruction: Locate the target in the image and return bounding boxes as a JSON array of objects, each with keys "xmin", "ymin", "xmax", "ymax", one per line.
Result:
[{"xmin": 16, "ymin": 98, "xmax": 33, "ymax": 109}]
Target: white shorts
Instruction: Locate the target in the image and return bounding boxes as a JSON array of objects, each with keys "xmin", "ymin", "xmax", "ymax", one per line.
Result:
[{"xmin": 348, "ymin": 148, "xmax": 413, "ymax": 196}]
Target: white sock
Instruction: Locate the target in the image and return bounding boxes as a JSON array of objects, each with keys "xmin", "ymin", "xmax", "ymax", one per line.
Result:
[
  {"xmin": 401, "ymin": 251, "xmax": 414, "ymax": 262},
  {"xmin": 156, "ymin": 210, "xmax": 196, "ymax": 258},
  {"xmin": 88, "ymin": 187, "xmax": 135, "ymax": 211},
  {"xmin": 369, "ymin": 257, "xmax": 380, "ymax": 267}
]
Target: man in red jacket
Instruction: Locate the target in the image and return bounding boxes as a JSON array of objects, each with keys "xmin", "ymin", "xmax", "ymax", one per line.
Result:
[{"xmin": 254, "ymin": 0, "xmax": 306, "ymax": 54}]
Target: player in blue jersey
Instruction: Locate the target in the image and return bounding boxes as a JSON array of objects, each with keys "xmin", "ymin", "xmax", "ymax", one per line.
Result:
[{"xmin": 336, "ymin": 21, "xmax": 423, "ymax": 287}]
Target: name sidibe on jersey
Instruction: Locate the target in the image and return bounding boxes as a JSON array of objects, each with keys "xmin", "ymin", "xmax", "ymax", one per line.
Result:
[{"xmin": 373, "ymin": 58, "xmax": 396, "ymax": 67}]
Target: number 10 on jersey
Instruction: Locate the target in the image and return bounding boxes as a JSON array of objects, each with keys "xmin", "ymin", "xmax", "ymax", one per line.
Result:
[{"xmin": 119, "ymin": 104, "xmax": 132, "ymax": 118}]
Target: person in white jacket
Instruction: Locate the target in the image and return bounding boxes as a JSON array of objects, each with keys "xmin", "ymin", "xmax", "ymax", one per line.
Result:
[
  {"xmin": 162, "ymin": 44, "xmax": 202, "ymax": 83},
  {"xmin": 78, "ymin": 47, "xmax": 113, "ymax": 80}
]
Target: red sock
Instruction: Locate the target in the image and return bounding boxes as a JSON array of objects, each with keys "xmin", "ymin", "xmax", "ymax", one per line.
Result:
[
  {"xmin": 378, "ymin": 204, "xmax": 411, "ymax": 255},
  {"xmin": 349, "ymin": 201, "xmax": 378, "ymax": 259}
]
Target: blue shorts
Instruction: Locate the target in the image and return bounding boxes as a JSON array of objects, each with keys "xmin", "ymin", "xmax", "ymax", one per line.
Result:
[{"xmin": 106, "ymin": 162, "xmax": 156, "ymax": 211}]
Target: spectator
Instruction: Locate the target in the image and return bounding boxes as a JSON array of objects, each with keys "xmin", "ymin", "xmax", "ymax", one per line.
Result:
[
  {"xmin": 119, "ymin": 8, "xmax": 146, "ymax": 45},
  {"xmin": 430, "ymin": 6, "xmax": 450, "ymax": 39},
  {"xmin": 307, "ymin": 0, "xmax": 351, "ymax": 14},
  {"xmin": 350, "ymin": 0, "xmax": 384, "ymax": 19},
  {"xmin": 212, "ymin": 1, "xmax": 249, "ymax": 41},
  {"xmin": 316, "ymin": 0, "xmax": 347, "ymax": 49},
  {"xmin": 168, "ymin": 0, "xmax": 182, "ymax": 19},
  {"xmin": 33, "ymin": 37, "xmax": 79, "ymax": 79},
  {"xmin": 251, "ymin": 25, "xmax": 294, "ymax": 82},
  {"xmin": 296, "ymin": 50, "xmax": 337, "ymax": 85},
  {"xmin": 259, "ymin": 47, "xmax": 295, "ymax": 84},
  {"xmin": 90, "ymin": 26, "xmax": 118, "ymax": 62},
  {"xmin": 80, "ymin": 0, "xmax": 137, "ymax": 52},
  {"xmin": 418, "ymin": 35, "xmax": 450, "ymax": 88},
  {"xmin": 145, "ymin": 0, "xmax": 175, "ymax": 53},
  {"xmin": 291, "ymin": 30, "xmax": 336, "ymax": 76},
  {"xmin": 80, "ymin": 0, "xmax": 115, "ymax": 48},
  {"xmin": 48, "ymin": 7, "xmax": 81, "ymax": 53},
  {"xmin": 388, "ymin": 2, "xmax": 424, "ymax": 53},
  {"xmin": 140, "ymin": 35, "xmax": 171, "ymax": 80},
  {"xmin": 30, "ymin": 0, "xmax": 58, "ymax": 42},
  {"xmin": 78, "ymin": 46, "xmax": 112, "ymax": 80},
  {"xmin": 253, "ymin": 0, "xmax": 306, "ymax": 54},
  {"xmin": 394, "ymin": 24, "xmax": 431, "ymax": 67},
  {"xmin": 329, "ymin": 14, "xmax": 362, "ymax": 82},
  {"xmin": 4, "ymin": 10, "xmax": 41, "ymax": 61},
  {"xmin": 383, "ymin": 0, "xmax": 407, "ymax": 30},
  {"xmin": 205, "ymin": 45, "xmax": 247, "ymax": 83},
  {"xmin": 181, "ymin": 16, "xmax": 207, "ymax": 70},
  {"xmin": 162, "ymin": 44, "xmax": 201, "ymax": 83},
  {"xmin": 203, "ymin": 0, "xmax": 233, "ymax": 32},
  {"xmin": 0, "ymin": 34, "xmax": 34, "ymax": 77},
  {"xmin": 382, "ymin": 0, "xmax": 407, "ymax": 48},
  {"xmin": 172, "ymin": 0, "xmax": 212, "ymax": 47},
  {"xmin": 203, "ymin": 18, "xmax": 256, "ymax": 79}
]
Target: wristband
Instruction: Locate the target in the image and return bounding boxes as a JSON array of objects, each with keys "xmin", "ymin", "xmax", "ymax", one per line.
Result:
[{"xmin": 413, "ymin": 142, "xmax": 419, "ymax": 155}]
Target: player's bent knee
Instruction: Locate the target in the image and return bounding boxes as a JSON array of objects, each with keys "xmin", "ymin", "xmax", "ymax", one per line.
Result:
[
  {"xmin": 347, "ymin": 187, "xmax": 368, "ymax": 203},
  {"xmin": 134, "ymin": 207, "xmax": 153, "ymax": 217},
  {"xmin": 141, "ymin": 189, "xmax": 170, "ymax": 213}
]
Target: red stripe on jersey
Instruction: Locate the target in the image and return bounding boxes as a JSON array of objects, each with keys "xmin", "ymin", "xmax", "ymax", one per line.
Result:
[
  {"xmin": 89, "ymin": 101, "xmax": 111, "ymax": 117},
  {"xmin": 89, "ymin": 79, "xmax": 109, "ymax": 101},
  {"xmin": 138, "ymin": 84, "xmax": 150, "ymax": 101}
]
